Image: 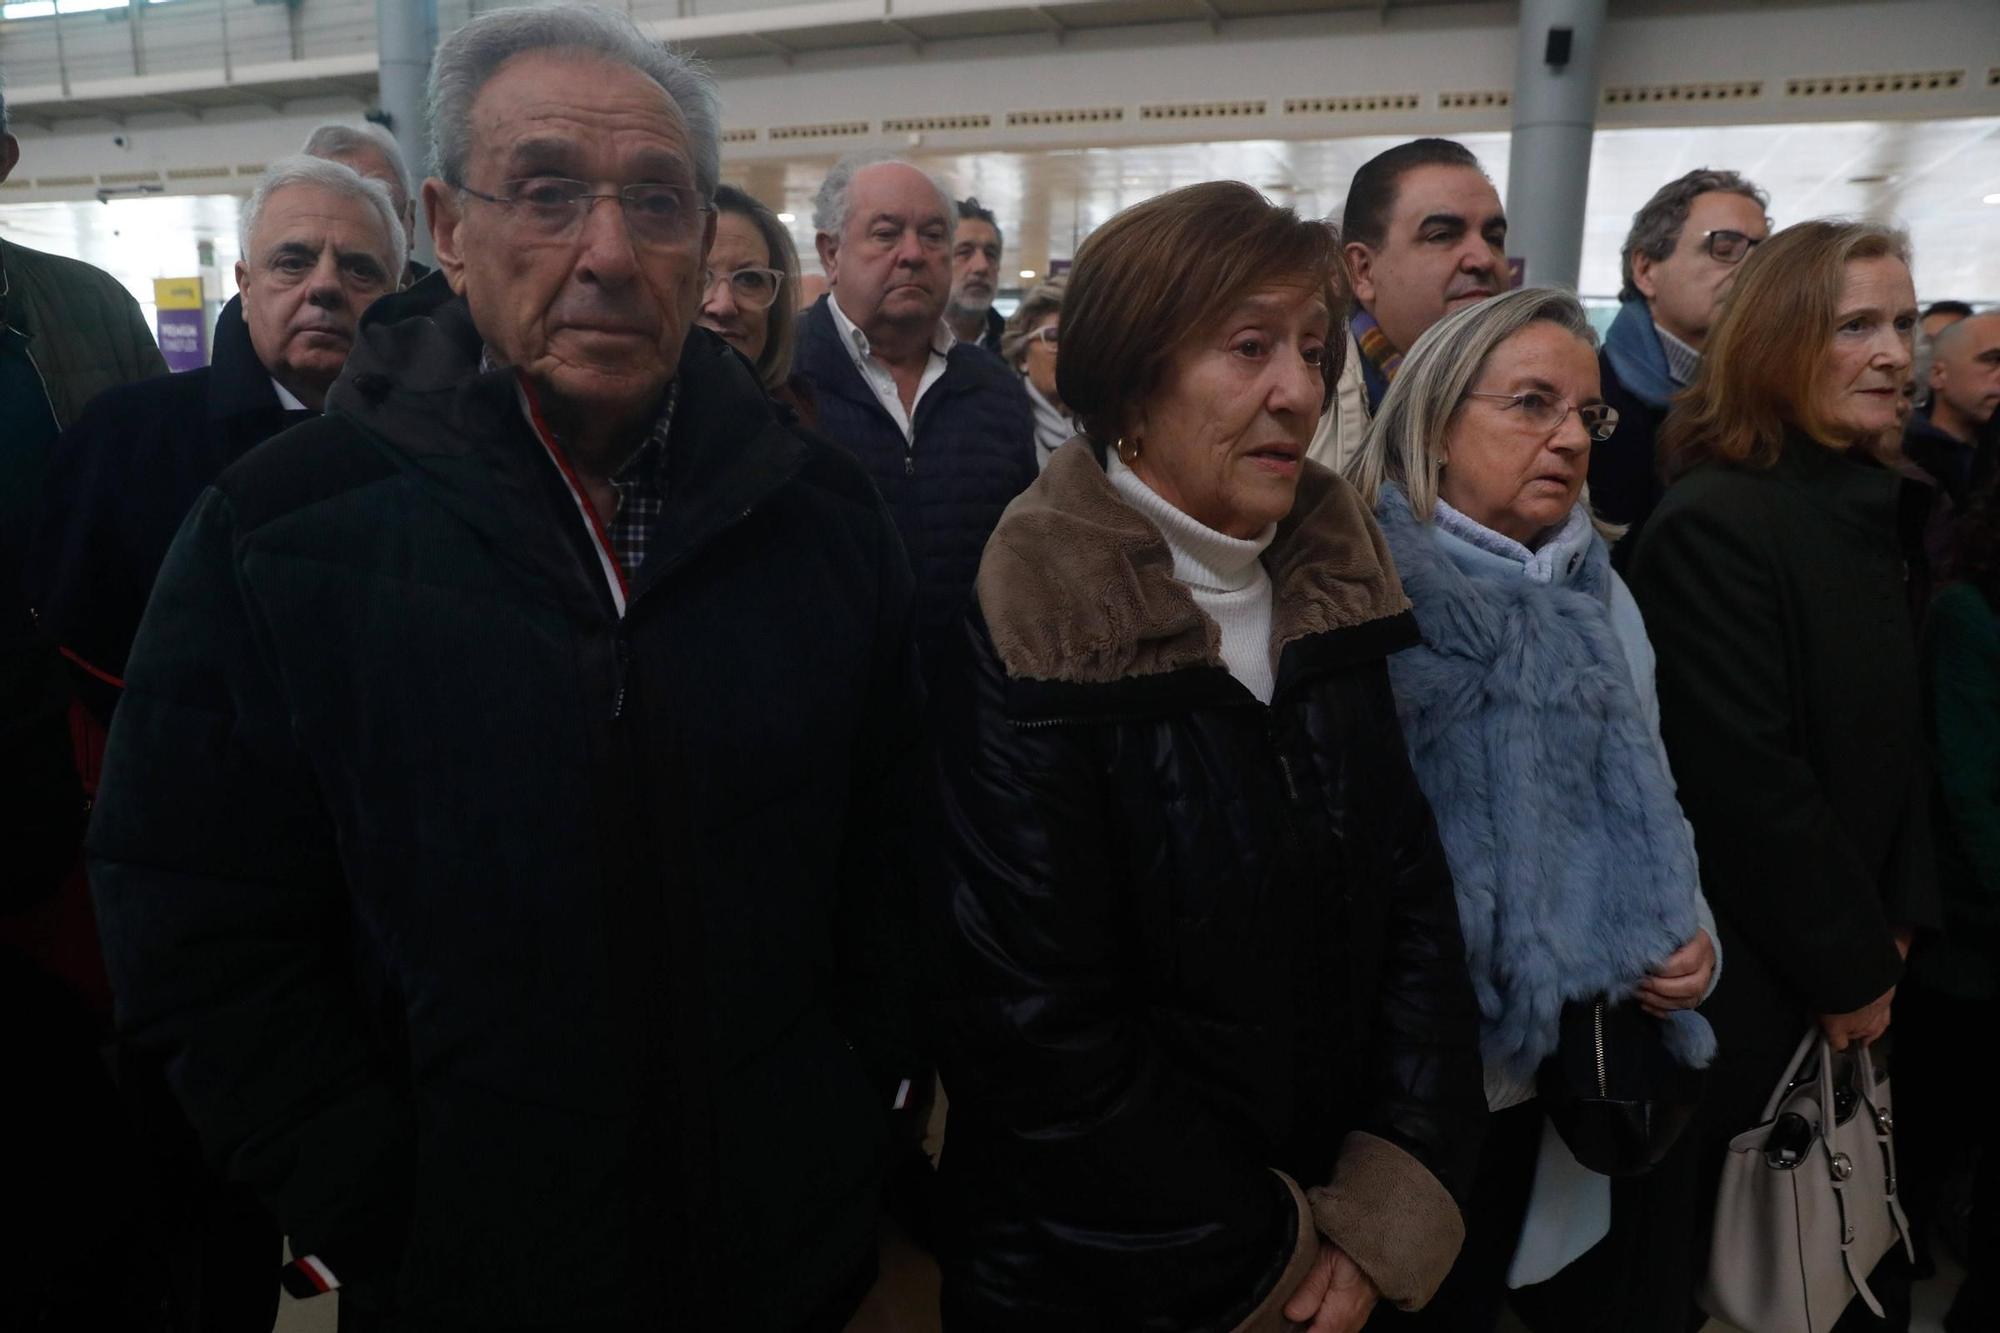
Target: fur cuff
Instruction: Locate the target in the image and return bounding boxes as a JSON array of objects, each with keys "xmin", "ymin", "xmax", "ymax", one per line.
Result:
[
  {"xmin": 1306, "ymin": 1132, "xmax": 1464, "ymax": 1311},
  {"xmin": 1227, "ymin": 1172, "xmax": 1319, "ymax": 1333}
]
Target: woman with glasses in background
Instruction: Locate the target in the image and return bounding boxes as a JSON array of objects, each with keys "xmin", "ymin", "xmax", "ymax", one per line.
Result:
[
  {"xmin": 1345, "ymin": 287, "xmax": 1720, "ymax": 1332},
  {"xmin": 699, "ymin": 184, "xmax": 816, "ymax": 426},
  {"xmin": 999, "ymin": 277, "xmax": 1073, "ymax": 467}
]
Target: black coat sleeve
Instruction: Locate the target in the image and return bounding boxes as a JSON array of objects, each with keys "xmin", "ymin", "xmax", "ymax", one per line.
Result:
[
  {"xmin": 87, "ymin": 487, "xmax": 413, "ymax": 1297},
  {"xmin": 1628, "ymin": 492, "xmax": 1904, "ymax": 1016},
  {"xmin": 931, "ymin": 614, "xmax": 1294, "ymax": 1328}
]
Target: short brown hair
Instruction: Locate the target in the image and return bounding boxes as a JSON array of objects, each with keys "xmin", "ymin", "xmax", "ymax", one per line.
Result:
[
  {"xmin": 1059, "ymin": 181, "xmax": 1345, "ymax": 450},
  {"xmin": 1660, "ymin": 218, "xmax": 1910, "ymax": 480}
]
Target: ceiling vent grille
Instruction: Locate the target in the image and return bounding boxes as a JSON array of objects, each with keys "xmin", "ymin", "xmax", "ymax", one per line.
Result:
[
  {"xmin": 1284, "ymin": 93, "xmax": 1421, "ymax": 116},
  {"xmin": 1007, "ymin": 105, "xmax": 1124, "ymax": 127},
  {"xmin": 34, "ymin": 173, "xmax": 98, "ymax": 188},
  {"xmin": 0, "ymin": 179, "xmax": 30, "ymax": 191},
  {"xmin": 165, "ymin": 165, "xmax": 232, "ymax": 181},
  {"xmin": 768, "ymin": 120, "xmax": 872, "ymax": 142},
  {"xmin": 1437, "ymin": 89, "xmax": 1511, "ymax": 110},
  {"xmin": 234, "ymin": 163, "xmax": 267, "ymax": 177},
  {"xmin": 883, "ymin": 113, "xmax": 994, "ymax": 133},
  {"xmin": 1604, "ymin": 80, "xmax": 1763, "ymax": 106},
  {"xmin": 1140, "ymin": 99, "xmax": 1268, "ymax": 122},
  {"xmin": 99, "ymin": 169, "xmax": 164, "ymax": 185},
  {"xmin": 1785, "ymin": 69, "xmax": 1964, "ymax": 98},
  {"xmin": 721, "ymin": 127, "xmax": 759, "ymax": 144}
]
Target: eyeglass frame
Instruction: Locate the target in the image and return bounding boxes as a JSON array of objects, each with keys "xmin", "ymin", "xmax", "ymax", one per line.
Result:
[
  {"xmin": 1699, "ymin": 228, "xmax": 1765, "ymax": 265},
  {"xmin": 1462, "ymin": 388, "xmax": 1621, "ymax": 442},
  {"xmin": 448, "ymin": 176, "xmax": 713, "ymax": 248},
  {"xmin": 1027, "ymin": 324, "xmax": 1059, "ymax": 347},
  {"xmin": 701, "ymin": 265, "xmax": 789, "ymax": 311}
]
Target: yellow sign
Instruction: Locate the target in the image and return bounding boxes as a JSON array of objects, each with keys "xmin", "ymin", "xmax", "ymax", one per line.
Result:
[{"xmin": 153, "ymin": 277, "xmax": 203, "ymax": 311}]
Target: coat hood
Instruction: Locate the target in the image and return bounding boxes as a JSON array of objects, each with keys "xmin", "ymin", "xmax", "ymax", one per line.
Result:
[{"xmin": 974, "ymin": 437, "xmax": 1410, "ymax": 685}]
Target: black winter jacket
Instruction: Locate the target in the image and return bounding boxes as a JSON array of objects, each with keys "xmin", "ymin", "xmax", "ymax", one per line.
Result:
[
  {"xmin": 930, "ymin": 442, "xmax": 1486, "ymax": 1332},
  {"xmin": 31, "ymin": 295, "xmax": 312, "ymax": 722},
  {"xmin": 88, "ymin": 290, "xmax": 928, "ymax": 1331},
  {"xmin": 794, "ymin": 296, "xmax": 1036, "ymax": 666}
]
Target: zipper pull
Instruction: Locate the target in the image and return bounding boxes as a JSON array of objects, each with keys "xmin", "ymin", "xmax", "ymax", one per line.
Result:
[
  {"xmin": 904, "ymin": 452, "xmax": 915, "ymax": 477},
  {"xmin": 611, "ymin": 634, "xmax": 631, "ymax": 720}
]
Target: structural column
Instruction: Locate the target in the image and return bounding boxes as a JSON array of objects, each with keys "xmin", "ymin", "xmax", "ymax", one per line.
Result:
[
  {"xmin": 1505, "ymin": 0, "xmax": 1607, "ymax": 291},
  {"xmin": 377, "ymin": 0, "xmax": 440, "ymax": 263}
]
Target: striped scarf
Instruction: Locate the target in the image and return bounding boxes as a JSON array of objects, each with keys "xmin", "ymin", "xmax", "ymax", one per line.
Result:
[{"xmin": 1352, "ymin": 309, "xmax": 1404, "ymax": 382}]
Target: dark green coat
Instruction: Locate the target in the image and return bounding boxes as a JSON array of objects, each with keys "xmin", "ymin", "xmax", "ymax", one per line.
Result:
[
  {"xmin": 1628, "ymin": 435, "xmax": 1940, "ymax": 1126},
  {"xmin": 1917, "ymin": 582, "xmax": 2000, "ymax": 1001},
  {"xmin": 0, "ymin": 237, "xmax": 166, "ymax": 430}
]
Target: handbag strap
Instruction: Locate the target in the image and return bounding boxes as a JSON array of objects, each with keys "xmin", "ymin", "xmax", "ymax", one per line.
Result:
[
  {"xmin": 1856, "ymin": 1047, "xmax": 1917, "ymax": 1263},
  {"xmin": 1817, "ymin": 1038, "xmax": 1890, "ymax": 1321},
  {"xmin": 1758, "ymin": 1028, "xmax": 1823, "ymax": 1122}
]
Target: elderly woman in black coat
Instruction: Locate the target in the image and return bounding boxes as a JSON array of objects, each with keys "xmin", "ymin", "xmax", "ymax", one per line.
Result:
[{"xmin": 928, "ymin": 181, "xmax": 1487, "ymax": 1333}]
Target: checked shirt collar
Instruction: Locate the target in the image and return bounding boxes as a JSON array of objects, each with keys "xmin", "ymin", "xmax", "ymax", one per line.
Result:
[{"xmin": 482, "ymin": 346, "xmax": 676, "ymax": 582}]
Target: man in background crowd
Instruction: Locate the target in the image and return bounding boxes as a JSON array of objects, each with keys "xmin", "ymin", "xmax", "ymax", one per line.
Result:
[
  {"xmin": 946, "ymin": 195, "xmax": 1005, "ymax": 352},
  {"xmin": 1922, "ymin": 298, "xmax": 1975, "ymax": 343},
  {"xmin": 798, "ymin": 155, "xmax": 1034, "ymax": 667},
  {"xmin": 1907, "ymin": 310, "xmax": 2000, "ymax": 503},
  {"xmin": 301, "ymin": 119, "xmax": 430, "ymax": 284},
  {"xmin": 1307, "ymin": 137, "xmax": 1507, "ymax": 472},
  {"xmin": 1592, "ymin": 168, "xmax": 1770, "ymax": 558},
  {"xmin": 22, "ymin": 155, "xmax": 403, "ymax": 1333}
]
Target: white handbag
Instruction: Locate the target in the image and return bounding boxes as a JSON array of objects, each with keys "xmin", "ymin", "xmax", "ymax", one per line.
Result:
[{"xmin": 1700, "ymin": 1030, "xmax": 1913, "ymax": 1331}]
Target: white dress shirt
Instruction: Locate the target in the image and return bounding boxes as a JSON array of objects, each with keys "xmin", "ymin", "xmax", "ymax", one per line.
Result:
[
  {"xmin": 271, "ymin": 378, "xmax": 311, "ymax": 411},
  {"xmin": 828, "ymin": 293, "xmax": 954, "ymax": 444}
]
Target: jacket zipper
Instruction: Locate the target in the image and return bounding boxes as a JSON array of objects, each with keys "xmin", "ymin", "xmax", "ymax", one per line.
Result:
[
  {"xmin": 1593, "ymin": 999, "xmax": 1608, "ymax": 1098},
  {"xmin": 611, "ymin": 630, "xmax": 632, "ymax": 720}
]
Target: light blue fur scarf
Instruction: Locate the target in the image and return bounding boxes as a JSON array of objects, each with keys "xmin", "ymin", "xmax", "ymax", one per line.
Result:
[{"xmin": 1374, "ymin": 487, "xmax": 1716, "ymax": 1084}]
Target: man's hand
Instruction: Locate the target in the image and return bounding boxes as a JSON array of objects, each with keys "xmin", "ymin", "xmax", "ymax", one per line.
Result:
[
  {"xmin": 1282, "ymin": 1240, "xmax": 1379, "ymax": 1333},
  {"xmin": 1636, "ymin": 929, "xmax": 1717, "ymax": 1017},
  {"xmin": 1818, "ymin": 986, "xmax": 1894, "ymax": 1052}
]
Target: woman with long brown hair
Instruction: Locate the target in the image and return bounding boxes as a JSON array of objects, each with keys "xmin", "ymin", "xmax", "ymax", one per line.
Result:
[{"xmin": 1627, "ymin": 219, "xmax": 1941, "ymax": 1324}]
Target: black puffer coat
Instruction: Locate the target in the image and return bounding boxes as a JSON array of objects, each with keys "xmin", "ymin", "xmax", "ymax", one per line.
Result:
[
  {"xmin": 929, "ymin": 441, "xmax": 1486, "ymax": 1332},
  {"xmin": 89, "ymin": 291, "xmax": 928, "ymax": 1332}
]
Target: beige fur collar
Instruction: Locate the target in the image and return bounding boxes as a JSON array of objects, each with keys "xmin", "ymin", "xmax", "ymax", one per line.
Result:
[{"xmin": 976, "ymin": 438, "xmax": 1410, "ymax": 684}]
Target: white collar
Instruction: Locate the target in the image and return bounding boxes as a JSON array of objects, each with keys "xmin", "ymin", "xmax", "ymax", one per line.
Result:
[
  {"xmin": 828, "ymin": 291, "xmax": 955, "ymax": 363},
  {"xmin": 270, "ymin": 378, "xmax": 311, "ymax": 412}
]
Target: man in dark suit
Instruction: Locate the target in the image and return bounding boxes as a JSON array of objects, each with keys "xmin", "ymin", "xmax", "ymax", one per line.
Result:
[{"xmin": 24, "ymin": 152, "xmax": 402, "ymax": 1333}]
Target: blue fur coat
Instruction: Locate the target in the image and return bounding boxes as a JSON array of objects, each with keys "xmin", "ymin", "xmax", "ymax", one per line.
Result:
[{"xmin": 1374, "ymin": 487, "xmax": 1715, "ymax": 1085}]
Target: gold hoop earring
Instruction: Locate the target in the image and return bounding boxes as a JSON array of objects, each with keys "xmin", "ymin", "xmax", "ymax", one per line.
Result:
[{"xmin": 1116, "ymin": 436, "xmax": 1141, "ymax": 465}]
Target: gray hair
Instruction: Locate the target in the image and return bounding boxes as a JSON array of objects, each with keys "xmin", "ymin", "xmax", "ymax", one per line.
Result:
[
  {"xmin": 427, "ymin": 6, "xmax": 720, "ymax": 200},
  {"xmin": 1345, "ymin": 287, "xmax": 1616, "ymax": 537},
  {"xmin": 238, "ymin": 155, "xmax": 408, "ymax": 279},
  {"xmin": 1001, "ymin": 277, "xmax": 1065, "ymax": 367},
  {"xmin": 812, "ymin": 152, "xmax": 955, "ymax": 239},
  {"xmin": 302, "ymin": 121, "xmax": 413, "ymax": 209},
  {"xmin": 1619, "ymin": 168, "xmax": 1769, "ymax": 302}
]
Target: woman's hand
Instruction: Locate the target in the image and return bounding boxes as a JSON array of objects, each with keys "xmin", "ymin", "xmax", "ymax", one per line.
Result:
[
  {"xmin": 1818, "ymin": 987, "xmax": 1894, "ymax": 1051},
  {"xmin": 1635, "ymin": 928, "xmax": 1716, "ymax": 1017},
  {"xmin": 1282, "ymin": 1240, "xmax": 1379, "ymax": 1333}
]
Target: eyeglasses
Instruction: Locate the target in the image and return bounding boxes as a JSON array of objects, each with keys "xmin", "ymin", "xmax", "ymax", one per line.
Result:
[
  {"xmin": 1464, "ymin": 389, "xmax": 1620, "ymax": 441},
  {"xmin": 1701, "ymin": 229, "xmax": 1764, "ymax": 264},
  {"xmin": 1029, "ymin": 325, "xmax": 1058, "ymax": 347},
  {"xmin": 452, "ymin": 177, "xmax": 710, "ymax": 248},
  {"xmin": 703, "ymin": 266, "xmax": 788, "ymax": 311}
]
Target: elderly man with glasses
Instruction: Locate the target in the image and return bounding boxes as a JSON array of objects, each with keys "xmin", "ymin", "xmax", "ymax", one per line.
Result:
[
  {"xmin": 86, "ymin": 8, "xmax": 929, "ymax": 1329},
  {"xmin": 1591, "ymin": 168, "xmax": 1770, "ymax": 562}
]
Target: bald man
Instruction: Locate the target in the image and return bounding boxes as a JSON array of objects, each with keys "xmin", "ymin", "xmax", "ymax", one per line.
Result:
[{"xmin": 1905, "ymin": 312, "xmax": 2000, "ymax": 503}]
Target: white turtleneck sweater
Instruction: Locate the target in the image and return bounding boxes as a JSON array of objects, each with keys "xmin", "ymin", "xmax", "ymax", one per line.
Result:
[{"xmin": 1107, "ymin": 453, "xmax": 1278, "ymax": 703}]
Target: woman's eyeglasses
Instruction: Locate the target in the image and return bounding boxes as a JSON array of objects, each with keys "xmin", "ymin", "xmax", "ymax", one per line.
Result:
[
  {"xmin": 452, "ymin": 177, "xmax": 710, "ymax": 249},
  {"xmin": 1464, "ymin": 389, "xmax": 1620, "ymax": 442},
  {"xmin": 1701, "ymin": 229, "xmax": 1763, "ymax": 265},
  {"xmin": 1029, "ymin": 325, "xmax": 1059, "ymax": 347},
  {"xmin": 702, "ymin": 267, "xmax": 788, "ymax": 311}
]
